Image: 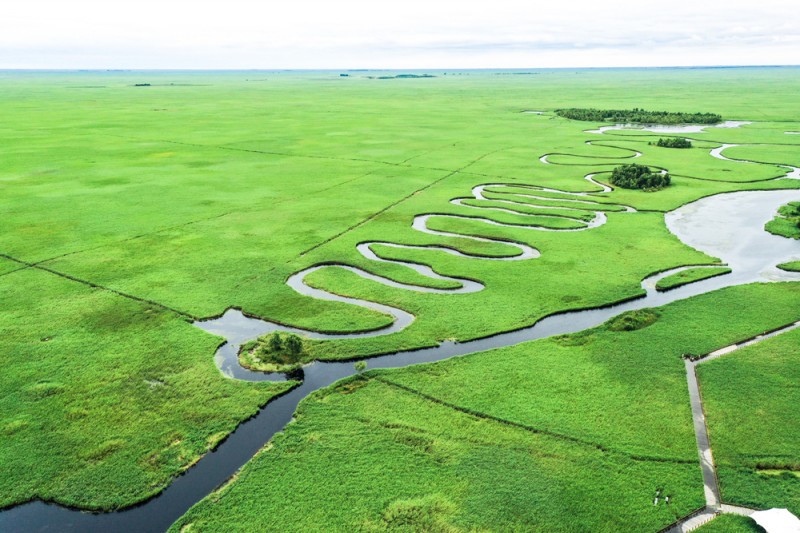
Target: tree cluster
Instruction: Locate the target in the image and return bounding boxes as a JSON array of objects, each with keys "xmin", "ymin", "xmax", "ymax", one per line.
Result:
[
  {"xmin": 266, "ymin": 332, "xmax": 303, "ymax": 357},
  {"xmin": 555, "ymin": 108, "xmax": 721, "ymax": 125},
  {"xmin": 609, "ymin": 164, "xmax": 671, "ymax": 191},
  {"xmin": 655, "ymin": 137, "xmax": 692, "ymax": 148}
]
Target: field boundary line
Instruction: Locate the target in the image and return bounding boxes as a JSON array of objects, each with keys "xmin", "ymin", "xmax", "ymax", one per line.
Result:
[
  {"xmin": 0, "ymin": 252, "xmax": 195, "ymax": 319},
  {"xmin": 31, "ymin": 210, "xmax": 235, "ymax": 268},
  {"xmin": 374, "ymin": 376, "xmax": 694, "ymax": 465},
  {"xmin": 0, "ymin": 265, "xmax": 32, "ymax": 279},
  {"xmin": 110, "ymin": 134, "xmax": 448, "ymax": 172},
  {"xmin": 299, "ymin": 148, "xmax": 511, "ymax": 257}
]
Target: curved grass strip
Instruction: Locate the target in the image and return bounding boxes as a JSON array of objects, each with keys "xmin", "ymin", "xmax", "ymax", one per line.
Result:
[
  {"xmin": 710, "ymin": 144, "xmax": 800, "ymax": 180},
  {"xmin": 539, "ymin": 141, "xmax": 642, "ymax": 166},
  {"xmin": 231, "ymin": 179, "xmax": 635, "ymax": 342},
  {"xmin": 778, "ymin": 261, "xmax": 800, "ymax": 272},
  {"xmin": 764, "ymin": 201, "xmax": 800, "ymax": 240},
  {"xmin": 655, "ymin": 266, "xmax": 733, "ymax": 292}
]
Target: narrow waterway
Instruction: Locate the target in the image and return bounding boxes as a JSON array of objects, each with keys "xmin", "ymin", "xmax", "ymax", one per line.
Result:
[{"xmin": 584, "ymin": 120, "xmax": 752, "ymax": 135}]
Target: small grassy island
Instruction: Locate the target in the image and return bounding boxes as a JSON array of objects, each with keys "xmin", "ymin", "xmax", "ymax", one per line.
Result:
[
  {"xmin": 240, "ymin": 332, "xmax": 309, "ymax": 373},
  {"xmin": 609, "ymin": 163, "xmax": 671, "ymax": 191},
  {"xmin": 654, "ymin": 137, "xmax": 692, "ymax": 148},
  {"xmin": 555, "ymin": 107, "xmax": 722, "ymax": 124},
  {"xmin": 765, "ymin": 201, "xmax": 800, "ymax": 239}
]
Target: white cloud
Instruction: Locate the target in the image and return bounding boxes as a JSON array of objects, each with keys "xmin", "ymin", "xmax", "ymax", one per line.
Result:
[{"xmin": 1, "ymin": 0, "xmax": 798, "ymax": 68}]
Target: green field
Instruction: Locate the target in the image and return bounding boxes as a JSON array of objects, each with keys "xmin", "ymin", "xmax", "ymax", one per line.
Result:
[
  {"xmin": 0, "ymin": 267, "xmax": 295, "ymax": 510},
  {"xmin": 171, "ymin": 284, "xmax": 800, "ymax": 532},
  {"xmin": 698, "ymin": 328, "xmax": 800, "ymax": 515},
  {"xmin": 2, "ymin": 67, "xmax": 800, "ymax": 526}
]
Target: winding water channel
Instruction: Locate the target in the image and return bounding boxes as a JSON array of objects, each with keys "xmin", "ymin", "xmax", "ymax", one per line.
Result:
[{"xmin": 4, "ymin": 140, "xmax": 800, "ymax": 532}]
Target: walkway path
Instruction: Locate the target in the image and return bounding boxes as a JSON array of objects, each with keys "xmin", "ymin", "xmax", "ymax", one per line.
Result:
[{"xmin": 662, "ymin": 320, "xmax": 800, "ymax": 532}]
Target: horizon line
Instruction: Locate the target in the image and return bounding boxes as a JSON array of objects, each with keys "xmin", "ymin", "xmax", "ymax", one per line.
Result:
[{"xmin": 2, "ymin": 64, "xmax": 800, "ymax": 72}]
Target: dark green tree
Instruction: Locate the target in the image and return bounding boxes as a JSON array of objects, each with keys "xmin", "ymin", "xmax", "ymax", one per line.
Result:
[
  {"xmin": 609, "ymin": 164, "xmax": 671, "ymax": 190},
  {"xmin": 268, "ymin": 332, "xmax": 282, "ymax": 352},
  {"xmin": 656, "ymin": 137, "xmax": 692, "ymax": 148},
  {"xmin": 285, "ymin": 334, "xmax": 303, "ymax": 356}
]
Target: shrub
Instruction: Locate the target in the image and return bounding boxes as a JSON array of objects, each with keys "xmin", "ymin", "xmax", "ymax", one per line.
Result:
[
  {"xmin": 268, "ymin": 332, "xmax": 283, "ymax": 352},
  {"xmin": 606, "ymin": 309, "xmax": 660, "ymax": 332},
  {"xmin": 656, "ymin": 137, "xmax": 692, "ymax": 148},
  {"xmin": 285, "ymin": 334, "xmax": 303, "ymax": 356},
  {"xmin": 609, "ymin": 164, "xmax": 670, "ymax": 191}
]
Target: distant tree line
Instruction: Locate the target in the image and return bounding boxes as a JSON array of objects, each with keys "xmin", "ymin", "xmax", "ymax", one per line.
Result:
[
  {"xmin": 654, "ymin": 138, "xmax": 692, "ymax": 148},
  {"xmin": 555, "ymin": 108, "xmax": 722, "ymax": 125},
  {"xmin": 609, "ymin": 164, "xmax": 671, "ymax": 191},
  {"xmin": 367, "ymin": 74, "xmax": 437, "ymax": 80}
]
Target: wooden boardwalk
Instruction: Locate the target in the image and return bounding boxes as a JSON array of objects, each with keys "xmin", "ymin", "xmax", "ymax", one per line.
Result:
[{"xmin": 662, "ymin": 320, "xmax": 800, "ymax": 532}]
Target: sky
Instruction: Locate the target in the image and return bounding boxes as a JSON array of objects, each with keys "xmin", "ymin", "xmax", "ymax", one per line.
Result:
[{"xmin": 1, "ymin": 0, "xmax": 799, "ymax": 69}]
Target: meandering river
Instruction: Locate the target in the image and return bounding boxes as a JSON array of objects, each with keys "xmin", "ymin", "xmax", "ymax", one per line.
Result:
[{"xmin": 3, "ymin": 168, "xmax": 799, "ymax": 533}]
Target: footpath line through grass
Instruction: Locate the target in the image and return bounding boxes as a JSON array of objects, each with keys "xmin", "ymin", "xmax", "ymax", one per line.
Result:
[
  {"xmin": 299, "ymin": 147, "xmax": 513, "ymax": 257},
  {"xmin": 664, "ymin": 317, "xmax": 800, "ymax": 532},
  {"xmin": 0, "ymin": 251, "xmax": 195, "ymax": 319},
  {"xmin": 374, "ymin": 376, "xmax": 695, "ymax": 465}
]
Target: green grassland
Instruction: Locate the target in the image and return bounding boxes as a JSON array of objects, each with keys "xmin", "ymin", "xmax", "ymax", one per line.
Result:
[
  {"xmin": 724, "ymin": 143, "xmax": 800, "ymax": 167},
  {"xmin": 0, "ymin": 267, "xmax": 295, "ymax": 510},
  {"xmin": 698, "ymin": 328, "xmax": 800, "ymax": 515},
  {"xmin": 174, "ymin": 378, "xmax": 700, "ymax": 533},
  {"xmin": 656, "ymin": 267, "xmax": 732, "ymax": 291},
  {"xmin": 2, "ymin": 67, "xmax": 800, "ymax": 514},
  {"xmin": 171, "ymin": 284, "xmax": 800, "ymax": 532},
  {"xmin": 695, "ymin": 514, "xmax": 765, "ymax": 533}
]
